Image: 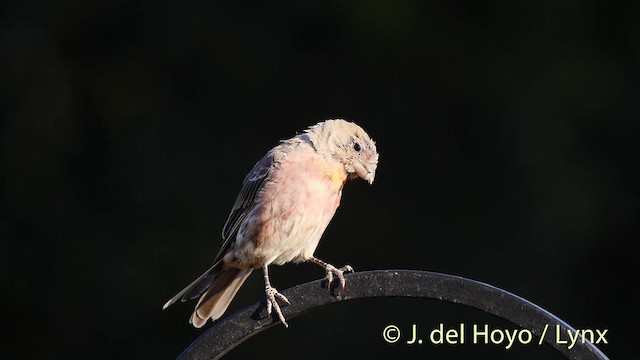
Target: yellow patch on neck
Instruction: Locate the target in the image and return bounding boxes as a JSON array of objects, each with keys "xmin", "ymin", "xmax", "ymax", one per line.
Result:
[{"xmin": 322, "ymin": 163, "xmax": 348, "ymax": 185}]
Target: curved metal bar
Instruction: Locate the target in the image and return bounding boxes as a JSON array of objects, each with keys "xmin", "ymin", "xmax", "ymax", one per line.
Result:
[{"xmin": 176, "ymin": 270, "xmax": 608, "ymax": 360}]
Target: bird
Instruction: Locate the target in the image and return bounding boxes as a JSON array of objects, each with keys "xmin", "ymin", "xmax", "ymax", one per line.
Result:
[{"xmin": 162, "ymin": 119, "xmax": 379, "ymax": 328}]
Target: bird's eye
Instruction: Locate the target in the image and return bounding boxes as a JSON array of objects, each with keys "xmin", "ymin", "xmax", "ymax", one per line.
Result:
[{"xmin": 353, "ymin": 142, "xmax": 362, "ymax": 152}]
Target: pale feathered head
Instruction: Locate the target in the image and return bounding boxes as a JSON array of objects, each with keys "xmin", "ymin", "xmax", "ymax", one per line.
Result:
[{"xmin": 305, "ymin": 119, "xmax": 379, "ymax": 184}]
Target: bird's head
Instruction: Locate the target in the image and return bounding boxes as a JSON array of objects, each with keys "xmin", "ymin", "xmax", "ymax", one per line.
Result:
[{"xmin": 305, "ymin": 119, "xmax": 379, "ymax": 184}]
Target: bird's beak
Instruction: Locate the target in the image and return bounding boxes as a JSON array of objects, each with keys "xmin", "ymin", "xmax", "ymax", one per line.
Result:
[{"xmin": 355, "ymin": 162, "xmax": 377, "ymax": 184}]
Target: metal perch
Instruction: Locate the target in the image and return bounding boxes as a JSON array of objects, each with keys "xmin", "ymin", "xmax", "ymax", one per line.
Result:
[{"xmin": 176, "ymin": 270, "xmax": 608, "ymax": 360}]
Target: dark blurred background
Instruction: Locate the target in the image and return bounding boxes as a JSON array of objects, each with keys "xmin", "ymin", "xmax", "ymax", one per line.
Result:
[{"xmin": 2, "ymin": 0, "xmax": 638, "ymax": 359}]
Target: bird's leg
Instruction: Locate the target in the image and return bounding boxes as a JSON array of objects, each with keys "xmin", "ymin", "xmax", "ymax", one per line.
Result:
[
  {"xmin": 263, "ymin": 265, "xmax": 290, "ymax": 327},
  {"xmin": 308, "ymin": 257, "xmax": 354, "ymax": 298}
]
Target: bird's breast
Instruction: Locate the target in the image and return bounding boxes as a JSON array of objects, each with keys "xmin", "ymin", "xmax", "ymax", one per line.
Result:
[{"xmin": 237, "ymin": 152, "xmax": 345, "ymax": 266}]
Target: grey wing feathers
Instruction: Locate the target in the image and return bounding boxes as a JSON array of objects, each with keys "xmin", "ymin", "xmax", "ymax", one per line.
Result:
[
  {"xmin": 163, "ymin": 148, "xmax": 279, "ymax": 312},
  {"xmin": 214, "ymin": 152, "xmax": 274, "ymax": 262}
]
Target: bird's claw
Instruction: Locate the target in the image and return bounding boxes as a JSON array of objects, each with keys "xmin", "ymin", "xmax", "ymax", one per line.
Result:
[
  {"xmin": 265, "ymin": 285, "xmax": 290, "ymax": 327},
  {"xmin": 323, "ymin": 264, "xmax": 354, "ymax": 298}
]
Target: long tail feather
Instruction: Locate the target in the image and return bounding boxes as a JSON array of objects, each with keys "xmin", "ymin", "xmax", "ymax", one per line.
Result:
[
  {"xmin": 190, "ymin": 268, "xmax": 253, "ymax": 328},
  {"xmin": 163, "ymin": 262, "xmax": 221, "ymax": 310}
]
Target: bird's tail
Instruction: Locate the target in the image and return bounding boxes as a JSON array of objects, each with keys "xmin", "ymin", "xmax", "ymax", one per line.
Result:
[
  {"xmin": 163, "ymin": 264, "xmax": 253, "ymax": 328},
  {"xmin": 190, "ymin": 268, "xmax": 253, "ymax": 327}
]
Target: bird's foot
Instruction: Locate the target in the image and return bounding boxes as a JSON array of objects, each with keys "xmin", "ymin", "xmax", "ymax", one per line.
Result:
[
  {"xmin": 322, "ymin": 264, "xmax": 354, "ymax": 298},
  {"xmin": 265, "ymin": 285, "xmax": 290, "ymax": 327}
]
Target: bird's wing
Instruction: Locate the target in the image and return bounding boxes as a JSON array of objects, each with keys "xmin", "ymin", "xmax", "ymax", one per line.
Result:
[{"xmin": 214, "ymin": 151, "xmax": 275, "ymax": 263}]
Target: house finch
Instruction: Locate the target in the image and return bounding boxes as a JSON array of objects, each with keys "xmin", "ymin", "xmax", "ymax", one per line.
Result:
[{"xmin": 163, "ymin": 119, "xmax": 379, "ymax": 328}]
